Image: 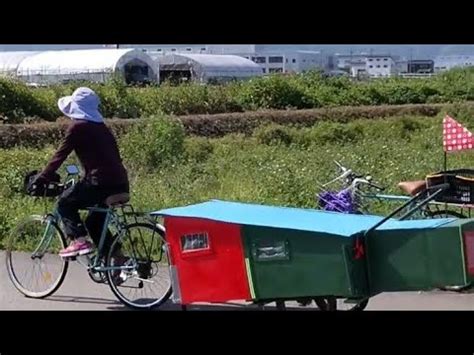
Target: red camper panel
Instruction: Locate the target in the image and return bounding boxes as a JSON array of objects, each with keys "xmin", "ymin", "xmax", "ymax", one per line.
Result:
[
  {"xmin": 464, "ymin": 231, "xmax": 474, "ymax": 276},
  {"xmin": 165, "ymin": 216, "xmax": 251, "ymax": 304}
]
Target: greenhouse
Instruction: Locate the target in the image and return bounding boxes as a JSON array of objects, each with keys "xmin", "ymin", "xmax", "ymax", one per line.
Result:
[
  {"xmin": 153, "ymin": 53, "xmax": 263, "ymax": 83},
  {"xmin": 4, "ymin": 48, "xmax": 158, "ymax": 85},
  {"xmin": 0, "ymin": 51, "xmax": 40, "ymax": 77}
]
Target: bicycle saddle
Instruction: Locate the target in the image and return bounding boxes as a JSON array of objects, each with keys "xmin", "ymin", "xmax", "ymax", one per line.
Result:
[
  {"xmin": 105, "ymin": 193, "xmax": 130, "ymax": 207},
  {"xmin": 397, "ymin": 180, "xmax": 426, "ymax": 196}
]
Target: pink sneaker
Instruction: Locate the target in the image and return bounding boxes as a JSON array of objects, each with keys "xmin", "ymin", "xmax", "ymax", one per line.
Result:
[{"xmin": 59, "ymin": 239, "xmax": 94, "ymax": 258}]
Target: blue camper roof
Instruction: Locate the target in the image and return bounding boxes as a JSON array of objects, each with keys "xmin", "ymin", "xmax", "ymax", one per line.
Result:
[{"xmin": 152, "ymin": 200, "xmax": 454, "ymax": 237}]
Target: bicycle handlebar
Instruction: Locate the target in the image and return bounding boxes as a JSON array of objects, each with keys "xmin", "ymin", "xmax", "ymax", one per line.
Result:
[
  {"xmin": 334, "ymin": 160, "xmax": 346, "ymax": 172},
  {"xmin": 321, "ymin": 161, "xmax": 387, "ymax": 194},
  {"xmin": 30, "ymin": 167, "xmax": 79, "ymax": 198}
]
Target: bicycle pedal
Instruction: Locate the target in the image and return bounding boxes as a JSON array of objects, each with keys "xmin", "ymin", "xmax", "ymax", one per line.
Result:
[{"xmin": 62, "ymin": 255, "xmax": 77, "ymax": 261}]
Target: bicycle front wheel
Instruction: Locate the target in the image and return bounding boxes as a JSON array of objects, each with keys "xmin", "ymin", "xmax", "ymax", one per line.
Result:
[
  {"xmin": 5, "ymin": 215, "xmax": 69, "ymax": 298},
  {"xmin": 106, "ymin": 223, "xmax": 172, "ymax": 310}
]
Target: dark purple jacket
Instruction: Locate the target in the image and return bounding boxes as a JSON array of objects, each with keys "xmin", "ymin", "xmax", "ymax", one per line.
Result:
[{"xmin": 40, "ymin": 120, "xmax": 129, "ymax": 188}]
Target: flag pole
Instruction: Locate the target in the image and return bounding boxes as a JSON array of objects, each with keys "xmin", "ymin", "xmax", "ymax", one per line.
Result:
[{"xmin": 443, "ymin": 118, "xmax": 448, "ymax": 214}]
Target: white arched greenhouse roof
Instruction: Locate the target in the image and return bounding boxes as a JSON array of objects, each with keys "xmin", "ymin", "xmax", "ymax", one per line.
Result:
[
  {"xmin": 156, "ymin": 53, "xmax": 263, "ymax": 78},
  {"xmin": 0, "ymin": 51, "xmax": 40, "ymax": 75},
  {"xmin": 16, "ymin": 48, "xmax": 157, "ymax": 77}
]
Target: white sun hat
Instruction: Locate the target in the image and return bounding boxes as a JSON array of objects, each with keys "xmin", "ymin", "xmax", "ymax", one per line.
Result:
[{"xmin": 57, "ymin": 87, "xmax": 104, "ymax": 123}]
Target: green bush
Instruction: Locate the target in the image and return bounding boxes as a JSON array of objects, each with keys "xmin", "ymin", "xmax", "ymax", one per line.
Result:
[
  {"xmin": 310, "ymin": 121, "xmax": 365, "ymax": 145},
  {"xmin": 0, "ymin": 147, "xmax": 54, "ymax": 197},
  {"xmin": 0, "ymin": 79, "xmax": 57, "ymax": 123},
  {"xmin": 132, "ymin": 83, "xmax": 244, "ymax": 117},
  {"xmin": 444, "ymin": 102, "xmax": 474, "ymax": 126},
  {"xmin": 120, "ymin": 115, "xmax": 186, "ymax": 171},
  {"xmin": 184, "ymin": 138, "xmax": 214, "ymax": 163},
  {"xmin": 3, "ymin": 67, "xmax": 474, "ymax": 124},
  {"xmin": 254, "ymin": 124, "xmax": 294, "ymax": 146},
  {"xmin": 237, "ymin": 75, "xmax": 313, "ymax": 110}
]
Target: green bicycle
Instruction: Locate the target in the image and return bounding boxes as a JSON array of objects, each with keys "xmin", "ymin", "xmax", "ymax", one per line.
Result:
[{"xmin": 5, "ymin": 165, "xmax": 172, "ymax": 309}]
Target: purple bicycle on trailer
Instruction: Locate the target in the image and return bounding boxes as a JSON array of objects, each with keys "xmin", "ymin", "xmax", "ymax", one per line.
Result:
[{"xmin": 316, "ymin": 161, "xmax": 385, "ymax": 214}]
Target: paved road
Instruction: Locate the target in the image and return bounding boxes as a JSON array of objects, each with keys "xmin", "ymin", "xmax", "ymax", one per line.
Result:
[{"xmin": 1, "ymin": 251, "xmax": 474, "ymax": 311}]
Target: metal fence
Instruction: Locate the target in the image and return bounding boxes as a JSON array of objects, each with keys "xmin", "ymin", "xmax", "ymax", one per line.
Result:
[{"xmin": 15, "ymin": 68, "xmax": 116, "ymax": 85}]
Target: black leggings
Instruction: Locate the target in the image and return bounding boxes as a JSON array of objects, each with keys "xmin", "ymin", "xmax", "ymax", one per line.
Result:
[{"xmin": 57, "ymin": 180, "xmax": 128, "ymax": 254}]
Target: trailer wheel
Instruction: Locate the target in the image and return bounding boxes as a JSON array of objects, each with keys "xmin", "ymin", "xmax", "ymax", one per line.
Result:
[
  {"xmin": 314, "ymin": 297, "xmax": 368, "ymax": 311},
  {"xmin": 438, "ymin": 284, "xmax": 473, "ymax": 292},
  {"xmin": 315, "ymin": 296, "xmax": 337, "ymax": 311},
  {"xmin": 275, "ymin": 301, "xmax": 286, "ymax": 310}
]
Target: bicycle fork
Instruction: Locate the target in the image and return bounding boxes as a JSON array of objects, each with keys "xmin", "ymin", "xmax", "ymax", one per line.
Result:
[{"xmin": 31, "ymin": 215, "xmax": 57, "ymax": 259}]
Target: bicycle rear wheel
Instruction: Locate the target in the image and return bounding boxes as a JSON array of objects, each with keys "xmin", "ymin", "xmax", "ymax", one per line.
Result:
[
  {"xmin": 106, "ymin": 223, "xmax": 172, "ymax": 309},
  {"xmin": 5, "ymin": 215, "xmax": 69, "ymax": 298}
]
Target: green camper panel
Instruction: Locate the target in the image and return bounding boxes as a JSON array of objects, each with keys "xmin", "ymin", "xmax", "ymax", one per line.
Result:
[
  {"xmin": 242, "ymin": 225, "xmax": 368, "ymax": 300},
  {"xmin": 367, "ymin": 221, "xmax": 467, "ymax": 294}
]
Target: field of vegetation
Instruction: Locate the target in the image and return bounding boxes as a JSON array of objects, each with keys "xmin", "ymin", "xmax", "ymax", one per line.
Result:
[
  {"xmin": 2, "ymin": 105, "xmax": 474, "ymax": 248},
  {"xmin": 3, "ymin": 67, "xmax": 474, "ymax": 248},
  {"xmin": 1, "ymin": 67, "xmax": 474, "ymax": 123}
]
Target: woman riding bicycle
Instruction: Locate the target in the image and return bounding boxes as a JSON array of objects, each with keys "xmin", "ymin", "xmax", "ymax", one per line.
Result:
[{"xmin": 30, "ymin": 87, "xmax": 129, "ymax": 258}]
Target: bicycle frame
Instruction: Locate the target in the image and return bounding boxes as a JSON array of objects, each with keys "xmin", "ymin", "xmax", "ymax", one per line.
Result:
[
  {"xmin": 37, "ymin": 205, "xmax": 135, "ymax": 273},
  {"xmin": 81, "ymin": 206, "xmax": 136, "ymax": 273},
  {"xmin": 32, "ymin": 163, "xmax": 143, "ymax": 274}
]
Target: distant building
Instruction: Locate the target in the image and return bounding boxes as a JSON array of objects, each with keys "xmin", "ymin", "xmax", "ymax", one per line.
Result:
[
  {"xmin": 284, "ymin": 51, "xmax": 325, "ymax": 73},
  {"xmin": 125, "ymin": 44, "xmax": 209, "ymax": 55},
  {"xmin": 365, "ymin": 55, "xmax": 398, "ymax": 77},
  {"xmin": 246, "ymin": 53, "xmax": 286, "ymax": 74},
  {"xmin": 143, "ymin": 45, "xmax": 326, "ymax": 74},
  {"xmin": 207, "ymin": 46, "xmax": 325, "ymax": 74},
  {"xmin": 395, "ymin": 59, "xmax": 409, "ymax": 74},
  {"xmin": 206, "ymin": 45, "xmax": 261, "ymax": 54},
  {"xmin": 407, "ymin": 60, "xmax": 434, "ymax": 74},
  {"xmin": 434, "ymin": 55, "xmax": 474, "ymax": 72},
  {"xmin": 348, "ymin": 59, "xmax": 367, "ymax": 78},
  {"xmin": 335, "ymin": 53, "xmax": 400, "ymax": 78},
  {"xmin": 334, "ymin": 53, "xmax": 369, "ymax": 71}
]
